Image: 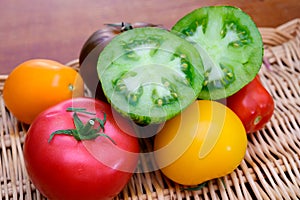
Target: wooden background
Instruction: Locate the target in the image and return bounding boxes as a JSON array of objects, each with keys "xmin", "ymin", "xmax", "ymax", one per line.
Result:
[{"xmin": 1, "ymin": 0, "xmax": 300, "ymax": 74}]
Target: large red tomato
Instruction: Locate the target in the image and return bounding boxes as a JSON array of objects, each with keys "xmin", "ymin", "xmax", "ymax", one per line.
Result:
[
  {"xmin": 23, "ymin": 97, "xmax": 139, "ymax": 200},
  {"xmin": 225, "ymin": 75, "xmax": 275, "ymax": 133}
]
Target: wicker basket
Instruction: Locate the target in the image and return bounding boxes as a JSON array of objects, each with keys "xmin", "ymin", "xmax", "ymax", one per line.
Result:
[{"xmin": 1, "ymin": 18, "xmax": 300, "ymax": 200}]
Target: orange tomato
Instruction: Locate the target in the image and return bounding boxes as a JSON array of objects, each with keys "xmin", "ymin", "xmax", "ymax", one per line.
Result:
[{"xmin": 3, "ymin": 59, "xmax": 84, "ymax": 124}]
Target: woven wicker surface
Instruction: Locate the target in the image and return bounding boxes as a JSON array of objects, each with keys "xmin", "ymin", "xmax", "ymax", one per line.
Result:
[{"xmin": 0, "ymin": 19, "xmax": 300, "ymax": 200}]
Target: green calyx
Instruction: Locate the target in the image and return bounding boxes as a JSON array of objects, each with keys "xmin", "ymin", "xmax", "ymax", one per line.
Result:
[{"xmin": 48, "ymin": 107, "xmax": 116, "ymax": 144}]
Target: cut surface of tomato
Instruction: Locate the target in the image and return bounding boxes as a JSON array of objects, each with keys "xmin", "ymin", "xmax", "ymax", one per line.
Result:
[
  {"xmin": 172, "ymin": 6, "xmax": 263, "ymax": 100},
  {"xmin": 97, "ymin": 27, "xmax": 204, "ymax": 125}
]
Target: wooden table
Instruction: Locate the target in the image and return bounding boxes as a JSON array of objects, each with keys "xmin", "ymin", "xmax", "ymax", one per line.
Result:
[{"xmin": 1, "ymin": 0, "xmax": 300, "ymax": 74}]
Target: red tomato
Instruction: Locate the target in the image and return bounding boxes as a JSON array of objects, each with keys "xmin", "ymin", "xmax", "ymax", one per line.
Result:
[
  {"xmin": 225, "ymin": 75, "xmax": 274, "ymax": 133},
  {"xmin": 23, "ymin": 97, "xmax": 139, "ymax": 200}
]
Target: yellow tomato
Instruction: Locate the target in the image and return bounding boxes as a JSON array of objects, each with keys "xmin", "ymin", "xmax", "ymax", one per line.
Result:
[
  {"xmin": 3, "ymin": 59, "xmax": 84, "ymax": 124},
  {"xmin": 154, "ymin": 100, "xmax": 247, "ymax": 185}
]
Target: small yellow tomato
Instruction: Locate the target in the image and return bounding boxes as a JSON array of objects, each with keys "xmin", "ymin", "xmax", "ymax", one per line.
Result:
[
  {"xmin": 154, "ymin": 100, "xmax": 247, "ymax": 185},
  {"xmin": 3, "ymin": 59, "xmax": 84, "ymax": 124}
]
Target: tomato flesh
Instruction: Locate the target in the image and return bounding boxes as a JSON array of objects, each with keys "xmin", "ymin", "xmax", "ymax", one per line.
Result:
[
  {"xmin": 97, "ymin": 27, "xmax": 204, "ymax": 125},
  {"xmin": 172, "ymin": 6, "xmax": 263, "ymax": 100}
]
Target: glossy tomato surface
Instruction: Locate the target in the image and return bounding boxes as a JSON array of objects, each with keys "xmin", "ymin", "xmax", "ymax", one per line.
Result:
[
  {"xmin": 226, "ymin": 75, "xmax": 275, "ymax": 133},
  {"xmin": 3, "ymin": 59, "xmax": 84, "ymax": 124},
  {"xmin": 154, "ymin": 100, "xmax": 247, "ymax": 185},
  {"xmin": 23, "ymin": 97, "xmax": 139, "ymax": 200}
]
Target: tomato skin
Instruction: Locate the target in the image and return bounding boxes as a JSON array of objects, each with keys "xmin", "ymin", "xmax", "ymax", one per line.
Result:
[
  {"xmin": 23, "ymin": 97, "xmax": 139, "ymax": 200},
  {"xmin": 154, "ymin": 100, "xmax": 247, "ymax": 185},
  {"xmin": 3, "ymin": 59, "xmax": 84, "ymax": 124},
  {"xmin": 225, "ymin": 75, "xmax": 274, "ymax": 133}
]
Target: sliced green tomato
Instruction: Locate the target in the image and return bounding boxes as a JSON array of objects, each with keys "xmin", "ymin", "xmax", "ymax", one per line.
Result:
[
  {"xmin": 97, "ymin": 27, "xmax": 204, "ymax": 125},
  {"xmin": 172, "ymin": 6, "xmax": 263, "ymax": 100}
]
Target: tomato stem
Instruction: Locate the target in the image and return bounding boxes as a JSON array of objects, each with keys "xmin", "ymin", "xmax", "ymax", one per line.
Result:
[
  {"xmin": 105, "ymin": 22, "xmax": 133, "ymax": 32},
  {"xmin": 68, "ymin": 84, "xmax": 74, "ymax": 92},
  {"xmin": 48, "ymin": 108, "xmax": 116, "ymax": 144},
  {"xmin": 253, "ymin": 116, "xmax": 262, "ymax": 125}
]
